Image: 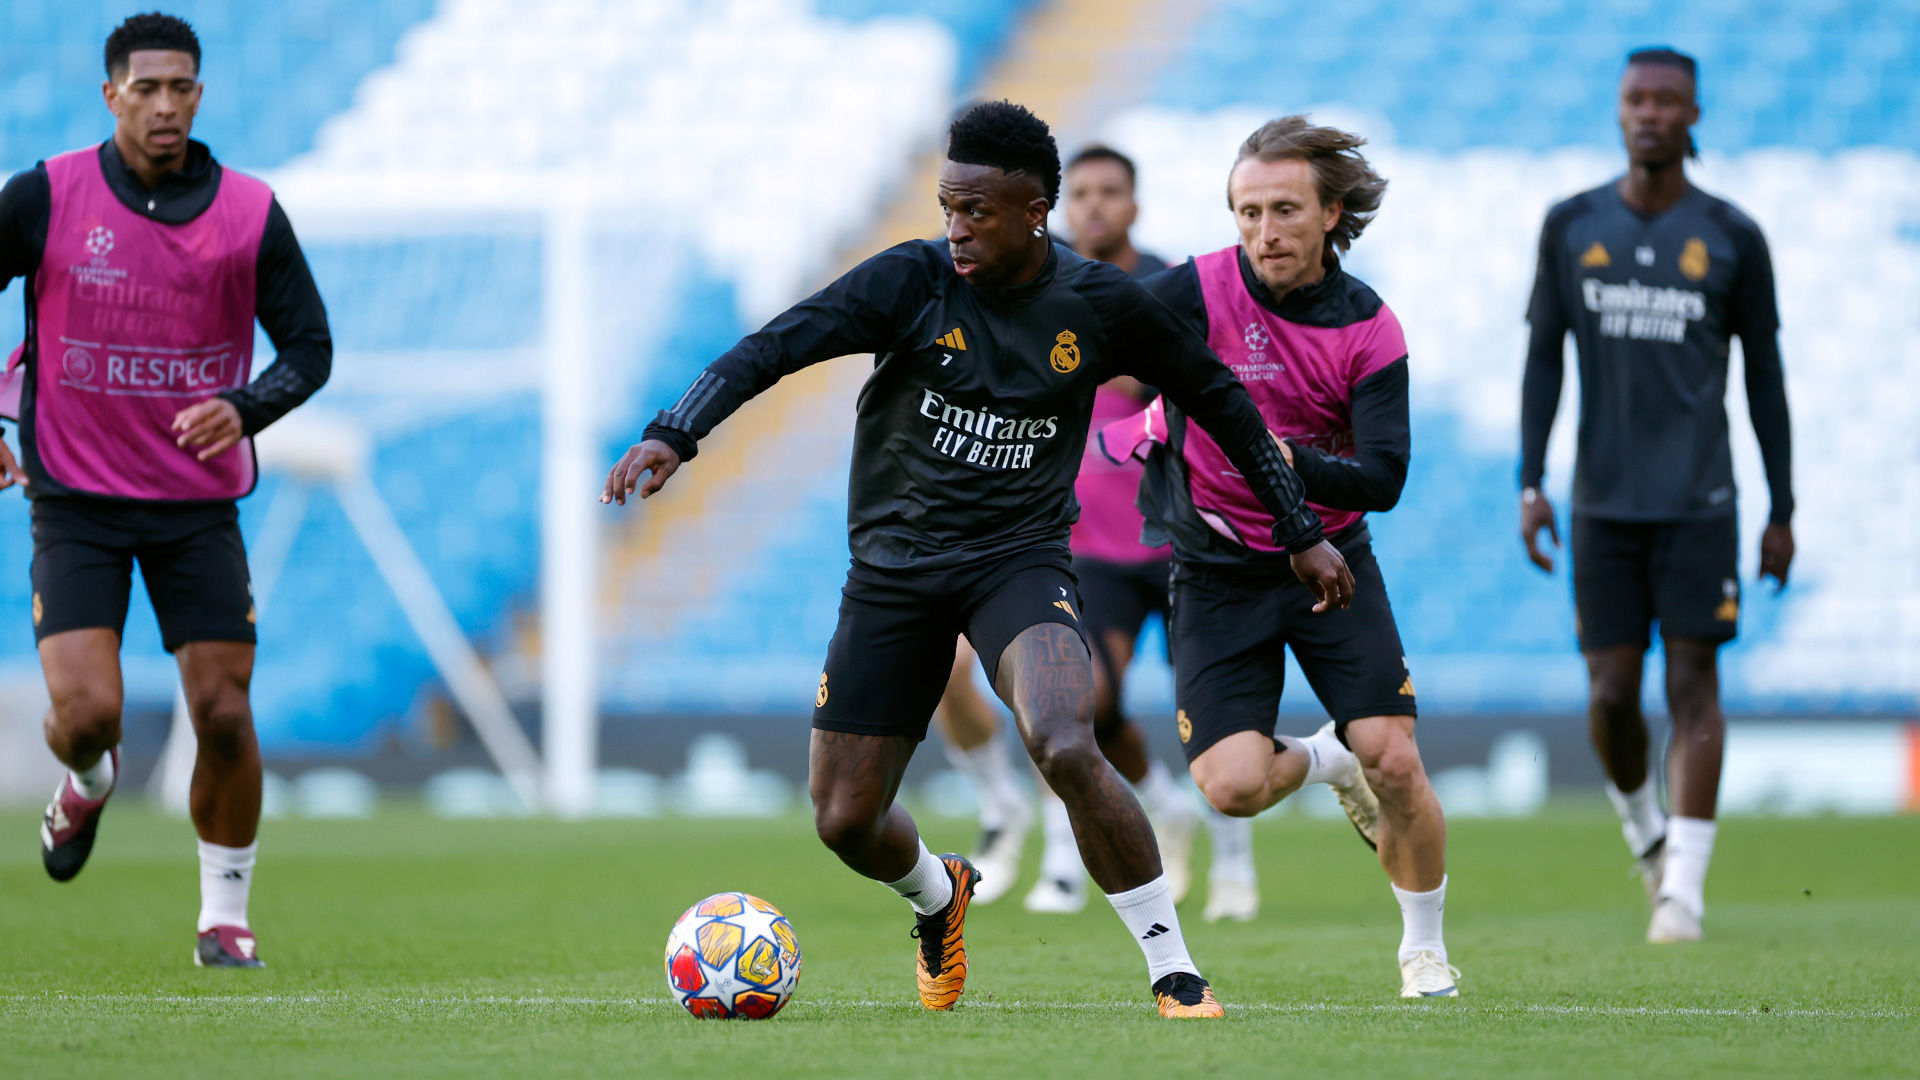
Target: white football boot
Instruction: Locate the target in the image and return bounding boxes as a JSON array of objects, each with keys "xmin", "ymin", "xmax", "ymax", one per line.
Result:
[
  {"xmin": 1022, "ymin": 874, "xmax": 1087, "ymax": 914},
  {"xmin": 967, "ymin": 797, "xmax": 1033, "ymax": 906},
  {"xmin": 1201, "ymin": 877, "xmax": 1259, "ymax": 923},
  {"xmin": 1156, "ymin": 802, "xmax": 1199, "ymax": 905},
  {"xmin": 1319, "ymin": 722, "xmax": 1381, "ymax": 850},
  {"xmin": 1633, "ymin": 840, "xmax": 1667, "ymax": 910},
  {"xmin": 1398, "ymin": 949, "xmax": 1461, "ymax": 998},
  {"xmin": 1646, "ymin": 897, "xmax": 1702, "ymax": 944}
]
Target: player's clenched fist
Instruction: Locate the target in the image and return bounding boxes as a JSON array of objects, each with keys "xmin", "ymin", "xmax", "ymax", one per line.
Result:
[
  {"xmin": 601, "ymin": 439, "xmax": 680, "ymax": 505},
  {"xmin": 1289, "ymin": 539, "xmax": 1356, "ymax": 613}
]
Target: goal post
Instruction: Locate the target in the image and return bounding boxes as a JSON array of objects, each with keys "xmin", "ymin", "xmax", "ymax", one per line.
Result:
[{"xmin": 145, "ymin": 171, "xmax": 613, "ymax": 815}]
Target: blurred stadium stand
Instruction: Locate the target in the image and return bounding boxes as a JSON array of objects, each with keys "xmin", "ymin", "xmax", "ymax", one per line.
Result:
[
  {"xmin": 0, "ymin": 0, "xmax": 1021, "ymax": 757},
  {"xmin": 609, "ymin": 0, "xmax": 1920, "ymax": 719},
  {"xmin": 0, "ymin": 0, "xmax": 1912, "ymax": 780}
]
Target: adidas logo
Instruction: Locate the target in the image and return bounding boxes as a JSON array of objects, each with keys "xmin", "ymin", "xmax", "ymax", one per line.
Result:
[
  {"xmin": 221, "ymin": 870, "xmax": 246, "ymax": 882},
  {"xmin": 938, "ymin": 328, "xmax": 968, "ymax": 350},
  {"xmin": 1052, "ymin": 599, "xmax": 1077, "ymax": 619},
  {"xmin": 1398, "ymin": 677, "xmax": 1416, "ymax": 697},
  {"xmin": 1141, "ymin": 922, "xmax": 1171, "ymax": 940}
]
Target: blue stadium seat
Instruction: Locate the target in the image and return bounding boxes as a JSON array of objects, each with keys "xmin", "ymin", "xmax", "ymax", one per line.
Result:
[{"xmin": 814, "ymin": 0, "xmax": 1038, "ymax": 89}]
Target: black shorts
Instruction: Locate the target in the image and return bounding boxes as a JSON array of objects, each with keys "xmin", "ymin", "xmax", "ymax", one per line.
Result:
[
  {"xmin": 812, "ymin": 547, "xmax": 1086, "ymax": 741},
  {"xmin": 1168, "ymin": 533, "xmax": 1414, "ymax": 763},
  {"xmin": 1572, "ymin": 514, "xmax": 1739, "ymax": 651},
  {"xmin": 1072, "ymin": 554, "xmax": 1170, "ymax": 675},
  {"xmin": 30, "ymin": 496, "xmax": 255, "ymax": 653}
]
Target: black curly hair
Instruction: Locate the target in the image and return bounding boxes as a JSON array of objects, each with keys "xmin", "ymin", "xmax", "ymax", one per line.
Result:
[
  {"xmin": 947, "ymin": 100, "xmax": 1061, "ymax": 207},
  {"xmin": 105, "ymin": 12, "xmax": 201, "ymax": 80},
  {"xmin": 1066, "ymin": 144, "xmax": 1138, "ymax": 189}
]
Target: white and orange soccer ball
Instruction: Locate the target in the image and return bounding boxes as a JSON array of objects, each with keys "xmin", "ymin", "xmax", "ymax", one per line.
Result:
[{"xmin": 663, "ymin": 892, "xmax": 802, "ymax": 1019}]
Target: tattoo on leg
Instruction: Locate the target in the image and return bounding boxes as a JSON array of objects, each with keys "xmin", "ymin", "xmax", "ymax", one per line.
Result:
[
  {"xmin": 808, "ymin": 730, "xmax": 921, "ymax": 881},
  {"xmin": 996, "ymin": 624, "xmax": 1160, "ymax": 893}
]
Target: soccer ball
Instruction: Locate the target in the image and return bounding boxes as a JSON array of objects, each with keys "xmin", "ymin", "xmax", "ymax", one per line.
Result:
[{"xmin": 664, "ymin": 892, "xmax": 802, "ymax": 1019}]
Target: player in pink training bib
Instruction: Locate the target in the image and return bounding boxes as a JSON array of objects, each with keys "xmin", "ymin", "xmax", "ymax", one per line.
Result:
[
  {"xmin": 0, "ymin": 13, "xmax": 330, "ymax": 968},
  {"xmin": 1107, "ymin": 115, "xmax": 1458, "ymax": 998}
]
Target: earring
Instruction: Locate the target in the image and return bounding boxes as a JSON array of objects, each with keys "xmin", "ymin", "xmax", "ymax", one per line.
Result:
[{"xmin": 1032, "ymin": 228, "xmax": 1044, "ymax": 238}]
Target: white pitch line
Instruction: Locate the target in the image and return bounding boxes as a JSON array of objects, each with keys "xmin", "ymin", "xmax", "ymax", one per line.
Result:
[{"xmin": 0, "ymin": 994, "xmax": 1910, "ymax": 1021}]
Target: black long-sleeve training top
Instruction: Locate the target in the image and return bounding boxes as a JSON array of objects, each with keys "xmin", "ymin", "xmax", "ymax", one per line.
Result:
[
  {"xmin": 642, "ymin": 239, "xmax": 1324, "ymax": 572},
  {"xmin": 0, "ymin": 139, "xmax": 332, "ymax": 444},
  {"xmin": 1522, "ymin": 180, "xmax": 1792, "ymax": 523}
]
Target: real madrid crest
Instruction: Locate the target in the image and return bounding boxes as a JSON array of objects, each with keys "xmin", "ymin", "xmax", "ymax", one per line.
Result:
[
  {"xmin": 1049, "ymin": 329, "xmax": 1080, "ymax": 374},
  {"xmin": 1679, "ymin": 237, "xmax": 1709, "ymax": 281}
]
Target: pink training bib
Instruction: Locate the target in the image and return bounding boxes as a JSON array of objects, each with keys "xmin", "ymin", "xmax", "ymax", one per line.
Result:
[
  {"xmin": 1069, "ymin": 383, "xmax": 1170, "ymax": 564},
  {"xmin": 1181, "ymin": 246, "xmax": 1405, "ymax": 550},
  {"xmin": 10, "ymin": 148, "xmax": 269, "ymax": 500}
]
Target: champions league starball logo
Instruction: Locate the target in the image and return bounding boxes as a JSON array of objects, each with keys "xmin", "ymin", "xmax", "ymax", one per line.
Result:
[
  {"xmin": 1243, "ymin": 323, "xmax": 1269, "ymax": 352},
  {"xmin": 85, "ymin": 226, "xmax": 115, "ymax": 258}
]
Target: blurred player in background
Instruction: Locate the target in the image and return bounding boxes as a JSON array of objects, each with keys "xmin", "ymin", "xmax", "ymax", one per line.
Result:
[
  {"xmin": 1031, "ymin": 145, "xmax": 1262, "ymax": 923},
  {"xmin": 1110, "ymin": 115, "xmax": 1458, "ymax": 997},
  {"xmin": 1520, "ymin": 47, "xmax": 1793, "ymax": 945},
  {"xmin": 0, "ymin": 13, "xmax": 332, "ymax": 967},
  {"xmin": 605, "ymin": 101, "xmax": 1355, "ymax": 1017}
]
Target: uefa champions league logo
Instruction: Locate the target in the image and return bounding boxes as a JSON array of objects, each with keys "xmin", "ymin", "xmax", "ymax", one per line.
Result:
[
  {"xmin": 70, "ymin": 226, "xmax": 128, "ymax": 286},
  {"xmin": 61, "ymin": 347, "xmax": 96, "ymax": 383},
  {"xmin": 1243, "ymin": 322, "xmax": 1269, "ymax": 352}
]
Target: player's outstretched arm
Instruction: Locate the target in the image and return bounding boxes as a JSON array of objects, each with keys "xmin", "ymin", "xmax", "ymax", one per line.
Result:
[
  {"xmin": 601, "ymin": 439, "xmax": 680, "ymax": 505},
  {"xmin": 601, "ymin": 243, "xmax": 932, "ymax": 509}
]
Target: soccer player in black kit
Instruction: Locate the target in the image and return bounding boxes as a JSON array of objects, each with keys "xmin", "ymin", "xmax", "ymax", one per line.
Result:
[
  {"xmin": 1520, "ymin": 49, "xmax": 1793, "ymax": 945},
  {"xmin": 604, "ymin": 101, "xmax": 1355, "ymax": 1017}
]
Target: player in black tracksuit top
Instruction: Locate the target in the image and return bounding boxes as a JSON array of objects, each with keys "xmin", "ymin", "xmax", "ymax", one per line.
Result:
[
  {"xmin": 1518, "ymin": 49, "xmax": 1794, "ymax": 945},
  {"xmin": 603, "ymin": 103, "xmax": 1355, "ymax": 1018}
]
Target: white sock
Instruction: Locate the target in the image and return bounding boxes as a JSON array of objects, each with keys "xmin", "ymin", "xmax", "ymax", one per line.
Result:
[
  {"xmin": 1605, "ymin": 780, "xmax": 1667, "ymax": 858},
  {"xmin": 1037, "ymin": 794, "xmax": 1083, "ymax": 887},
  {"xmin": 946, "ymin": 734, "xmax": 1021, "ymax": 831},
  {"xmin": 1292, "ymin": 727, "xmax": 1356, "ymax": 787},
  {"xmin": 1392, "ymin": 876, "xmax": 1447, "ymax": 963},
  {"xmin": 1659, "ymin": 817, "xmax": 1716, "ymax": 917},
  {"xmin": 1135, "ymin": 760, "xmax": 1189, "ymax": 822},
  {"xmin": 1204, "ymin": 808, "xmax": 1256, "ymax": 885},
  {"xmin": 70, "ymin": 753, "xmax": 116, "ymax": 800},
  {"xmin": 885, "ymin": 840, "xmax": 956, "ymax": 916},
  {"xmin": 1105, "ymin": 875, "xmax": 1198, "ymax": 984},
  {"xmin": 197, "ymin": 840, "xmax": 257, "ymax": 933}
]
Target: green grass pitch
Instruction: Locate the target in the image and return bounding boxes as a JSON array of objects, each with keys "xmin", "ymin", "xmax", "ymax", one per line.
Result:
[{"xmin": 1, "ymin": 805, "xmax": 1915, "ymax": 1078}]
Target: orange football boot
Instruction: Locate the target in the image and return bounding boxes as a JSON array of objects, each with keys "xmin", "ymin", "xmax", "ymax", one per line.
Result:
[
  {"xmin": 1153, "ymin": 972, "xmax": 1225, "ymax": 1018},
  {"xmin": 911, "ymin": 854, "xmax": 978, "ymax": 1010}
]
